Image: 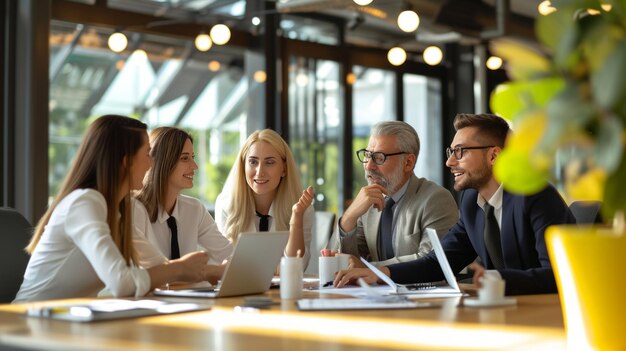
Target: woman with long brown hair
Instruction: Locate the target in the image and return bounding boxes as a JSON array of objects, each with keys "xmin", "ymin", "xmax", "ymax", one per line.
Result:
[
  {"xmin": 134, "ymin": 127, "xmax": 232, "ymax": 283},
  {"xmin": 14, "ymin": 115, "xmax": 207, "ymax": 302}
]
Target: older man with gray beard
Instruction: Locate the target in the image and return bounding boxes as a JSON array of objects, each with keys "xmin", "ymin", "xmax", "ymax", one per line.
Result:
[{"xmin": 338, "ymin": 121, "xmax": 459, "ymax": 267}]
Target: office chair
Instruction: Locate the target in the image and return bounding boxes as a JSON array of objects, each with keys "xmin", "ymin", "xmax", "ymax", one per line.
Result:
[
  {"xmin": 305, "ymin": 211, "xmax": 336, "ymax": 275},
  {"xmin": 569, "ymin": 201, "xmax": 603, "ymax": 224},
  {"xmin": 0, "ymin": 207, "xmax": 33, "ymax": 302}
]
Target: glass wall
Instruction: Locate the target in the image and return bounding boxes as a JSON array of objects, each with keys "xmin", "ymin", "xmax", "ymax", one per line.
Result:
[
  {"xmin": 288, "ymin": 56, "xmax": 342, "ymax": 213},
  {"xmin": 351, "ymin": 66, "xmax": 396, "ymax": 198},
  {"xmin": 404, "ymin": 74, "xmax": 444, "ymax": 185},
  {"xmin": 49, "ymin": 21, "xmax": 246, "ymax": 209}
]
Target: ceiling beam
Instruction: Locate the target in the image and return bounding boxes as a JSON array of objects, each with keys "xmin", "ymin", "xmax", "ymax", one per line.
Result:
[{"xmin": 51, "ymin": 0, "xmax": 252, "ymax": 48}]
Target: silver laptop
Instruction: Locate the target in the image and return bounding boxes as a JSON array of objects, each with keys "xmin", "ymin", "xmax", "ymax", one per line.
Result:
[
  {"xmin": 153, "ymin": 231, "xmax": 289, "ymax": 298},
  {"xmin": 361, "ymin": 228, "xmax": 462, "ymax": 298}
]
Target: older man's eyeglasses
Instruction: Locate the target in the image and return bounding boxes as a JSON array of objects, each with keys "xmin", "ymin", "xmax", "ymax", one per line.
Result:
[
  {"xmin": 445, "ymin": 145, "xmax": 494, "ymax": 160},
  {"xmin": 356, "ymin": 149, "xmax": 406, "ymax": 165}
]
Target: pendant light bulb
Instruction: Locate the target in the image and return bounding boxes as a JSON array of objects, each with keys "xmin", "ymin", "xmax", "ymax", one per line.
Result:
[
  {"xmin": 210, "ymin": 24, "xmax": 231, "ymax": 45},
  {"xmin": 397, "ymin": 10, "xmax": 420, "ymax": 32},
  {"xmin": 194, "ymin": 33, "xmax": 212, "ymax": 51},
  {"xmin": 108, "ymin": 32, "xmax": 128, "ymax": 53},
  {"xmin": 387, "ymin": 47, "xmax": 407, "ymax": 66}
]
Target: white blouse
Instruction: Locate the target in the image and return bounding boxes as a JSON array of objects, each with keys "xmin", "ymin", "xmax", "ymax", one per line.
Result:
[
  {"xmin": 214, "ymin": 192, "xmax": 314, "ymax": 270},
  {"xmin": 14, "ymin": 189, "xmax": 150, "ymax": 303},
  {"xmin": 133, "ymin": 195, "xmax": 233, "ymax": 268}
]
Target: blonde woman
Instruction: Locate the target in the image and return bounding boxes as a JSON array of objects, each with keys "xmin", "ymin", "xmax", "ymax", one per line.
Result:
[
  {"xmin": 14, "ymin": 115, "xmax": 207, "ymax": 303},
  {"xmin": 215, "ymin": 129, "xmax": 314, "ymax": 269},
  {"xmin": 134, "ymin": 127, "xmax": 232, "ymax": 284}
]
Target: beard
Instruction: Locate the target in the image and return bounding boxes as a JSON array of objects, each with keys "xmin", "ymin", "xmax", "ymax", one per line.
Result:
[
  {"xmin": 365, "ymin": 166, "xmax": 405, "ymax": 194},
  {"xmin": 452, "ymin": 162, "xmax": 492, "ymax": 192}
]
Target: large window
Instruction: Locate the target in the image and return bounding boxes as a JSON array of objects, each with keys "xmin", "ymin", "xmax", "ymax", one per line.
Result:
[
  {"xmin": 404, "ymin": 74, "xmax": 444, "ymax": 185},
  {"xmin": 351, "ymin": 66, "xmax": 396, "ymax": 198},
  {"xmin": 288, "ymin": 56, "xmax": 342, "ymax": 213},
  {"xmin": 49, "ymin": 21, "xmax": 247, "ymax": 208}
]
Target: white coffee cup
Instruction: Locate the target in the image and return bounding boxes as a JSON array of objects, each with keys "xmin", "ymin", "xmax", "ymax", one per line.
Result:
[
  {"xmin": 280, "ymin": 256, "xmax": 303, "ymax": 299},
  {"xmin": 478, "ymin": 275, "xmax": 506, "ymax": 302},
  {"xmin": 318, "ymin": 256, "xmax": 339, "ymax": 288},
  {"xmin": 336, "ymin": 253, "xmax": 350, "ymax": 271}
]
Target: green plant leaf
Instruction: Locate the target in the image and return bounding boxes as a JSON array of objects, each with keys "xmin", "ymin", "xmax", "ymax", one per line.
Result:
[
  {"xmin": 591, "ymin": 41, "xmax": 626, "ymax": 109},
  {"xmin": 494, "ymin": 149, "xmax": 549, "ymax": 195},
  {"xmin": 594, "ymin": 115, "xmax": 624, "ymax": 172},
  {"xmin": 536, "ymin": 7, "xmax": 573, "ymax": 51},
  {"xmin": 490, "ymin": 78, "xmax": 564, "ymax": 121},
  {"xmin": 489, "ymin": 39, "xmax": 551, "ymax": 80}
]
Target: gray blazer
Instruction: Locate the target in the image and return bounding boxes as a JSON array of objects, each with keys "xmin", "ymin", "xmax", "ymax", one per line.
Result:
[{"xmin": 338, "ymin": 175, "xmax": 459, "ymax": 266}]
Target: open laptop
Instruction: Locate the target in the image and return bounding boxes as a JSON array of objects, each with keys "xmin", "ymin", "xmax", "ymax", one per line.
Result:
[
  {"xmin": 153, "ymin": 231, "xmax": 289, "ymax": 298},
  {"xmin": 361, "ymin": 228, "xmax": 463, "ymax": 298}
]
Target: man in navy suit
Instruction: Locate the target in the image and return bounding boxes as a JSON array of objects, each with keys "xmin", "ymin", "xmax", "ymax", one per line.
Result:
[{"xmin": 334, "ymin": 113, "xmax": 575, "ymax": 295}]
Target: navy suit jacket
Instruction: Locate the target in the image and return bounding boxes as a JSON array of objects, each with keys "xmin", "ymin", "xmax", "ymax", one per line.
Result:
[{"xmin": 389, "ymin": 185, "xmax": 576, "ymax": 295}]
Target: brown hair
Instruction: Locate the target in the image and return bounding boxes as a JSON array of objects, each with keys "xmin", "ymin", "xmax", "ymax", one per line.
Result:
[
  {"xmin": 26, "ymin": 115, "xmax": 147, "ymax": 265},
  {"xmin": 136, "ymin": 127, "xmax": 193, "ymax": 222},
  {"xmin": 453, "ymin": 113, "xmax": 510, "ymax": 147}
]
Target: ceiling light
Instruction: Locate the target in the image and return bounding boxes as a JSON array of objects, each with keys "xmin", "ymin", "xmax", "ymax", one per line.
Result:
[
  {"xmin": 346, "ymin": 72, "xmax": 357, "ymax": 85},
  {"xmin": 210, "ymin": 24, "xmax": 231, "ymax": 45},
  {"xmin": 397, "ymin": 10, "xmax": 420, "ymax": 32},
  {"xmin": 486, "ymin": 56, "xmax": 503, "ymax": 70},
  {"xmin": 254, "ymin": 70, "xmax": 267, "ymax": 83},
  {"xmin": 423, "ymin": 46, "xmax": 443, "ymax": 66},
  {"xmin": 538, "ymin": 0, "xmax": 556, "ymax": 16},
  {"xmin": 387, "ymin": 47, "xmax": 407, "ymax": 66},
  {"xmin": 208, "ymin": 60, "xmax": 221, "ymax": 72},
  {"xmin": 194, "ymin": 33, "xmax": 212, "ymax": 51},
  {"xmin": 108, "ymin": 31, "xmax": 128, "ymax": 53},
  {"xmin": 252, "ymin": 17, "xmax": 261, "ymax": 26},
  {"xmin": 353, "ymin": 0, "xmax": 373, "ymax": 5}
]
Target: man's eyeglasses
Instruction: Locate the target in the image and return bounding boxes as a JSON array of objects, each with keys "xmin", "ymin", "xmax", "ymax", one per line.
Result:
[
  {"xmin": 356, "ymin": 149, "xmax": 407, "ymax": 165},
  {"xmin": 445, "ymin": 145, "xmax": 494, "ymax": 160}
]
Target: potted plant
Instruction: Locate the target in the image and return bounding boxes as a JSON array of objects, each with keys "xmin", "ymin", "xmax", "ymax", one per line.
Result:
[{"xmin": 489, "ymin": 0, "xmax": 626, "ymax": 349}]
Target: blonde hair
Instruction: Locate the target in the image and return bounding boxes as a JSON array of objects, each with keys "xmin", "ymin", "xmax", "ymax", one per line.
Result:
[
  {"xmin": 136, "ymin": 127, "xmax": 193, "ymax": 222},
  {"xmin": 27, "ymin": 115, "xmax": 147, "ymax": 265},
  {"xmin": 223, "ymin": 129, "xmax": 302, "ymax": 242}
]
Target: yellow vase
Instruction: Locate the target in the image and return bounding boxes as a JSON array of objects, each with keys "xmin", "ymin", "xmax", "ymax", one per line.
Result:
[{"xmin": 546, "ymin": 225, "xmax": 626, "ymax": 350}]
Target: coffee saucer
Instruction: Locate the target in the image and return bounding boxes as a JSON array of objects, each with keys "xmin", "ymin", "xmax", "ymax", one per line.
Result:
[{"xmin": 463, "ymin": 297, "xmax": 517, "ymax": 308}]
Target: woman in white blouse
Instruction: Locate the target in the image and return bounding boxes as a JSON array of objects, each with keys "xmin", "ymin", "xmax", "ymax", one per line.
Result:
[
  {"xmin": 133, "ymin": 127, "xmax": 232, "ymax": 283},
  {"xmin": 215, "ymin": 129, "xmax": 315, "ymax": 269},
  {"xmin": 14, "ymin": 115, "xmax": 208, "ymax": 303}
]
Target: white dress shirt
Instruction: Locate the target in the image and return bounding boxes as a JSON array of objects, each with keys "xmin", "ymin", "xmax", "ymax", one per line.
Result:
[
  {"xmin": 14, "ymin": 189, "xmax": 150, "ymax": 303},
  {"xmin": 214, "ymin": 192, "xmax": 314, "ymax": 270},
  {"xmin": 133, "ymin": 195, "xmax": 233, "ymax": 268}
]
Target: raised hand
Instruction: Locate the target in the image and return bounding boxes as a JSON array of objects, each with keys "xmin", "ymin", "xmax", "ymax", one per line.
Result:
[
  {"xmin": 339, "ymin": 184, "xmax": 387, "ymax": 231},
  {"xmin": 292, "ymin": 186, "xmax": 315, "ymax": 219}
]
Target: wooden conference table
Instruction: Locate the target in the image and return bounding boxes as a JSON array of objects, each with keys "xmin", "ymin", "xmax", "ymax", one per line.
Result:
[{"xmin": 0, "ymin": 287, "xmax": 566, "ymax": 351}]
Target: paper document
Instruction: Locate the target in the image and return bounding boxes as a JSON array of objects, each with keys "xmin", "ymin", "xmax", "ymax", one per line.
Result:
[
  {"xmin": 297, "ymin": 298, "xmax": 427, "ymax": 311},
  {"xmin": 26, "ymin": 299, "xmax": 210, "ymax": 322}
]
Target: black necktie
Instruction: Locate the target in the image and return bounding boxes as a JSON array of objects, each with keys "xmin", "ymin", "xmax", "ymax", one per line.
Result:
[
  {"xmin": 483, "ymin": 203, "xmax": 504, "ymax": 269},
  {"xmin": 256, "ymin": 211, "xmax": 270, "ymax": 231},
  {"xmin": 378, "ymin": 197, "xmax": 396, "ymax": 261},
  {"xmin": 166, "ymin": 216, "xmax": 180, "ymax": 260}
]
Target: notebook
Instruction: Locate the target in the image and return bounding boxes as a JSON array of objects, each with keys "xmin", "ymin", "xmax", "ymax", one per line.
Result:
[
  {"xmin": 26, "ymin": 299, "xmax": 209, "ymax": 322},
  {"xmin": 153, "ymin": 231, "xmax": 289, "ymax": 298},
  {"xmin": 362, "ymin": 228, "xmax": 463, "ymax": 298}
]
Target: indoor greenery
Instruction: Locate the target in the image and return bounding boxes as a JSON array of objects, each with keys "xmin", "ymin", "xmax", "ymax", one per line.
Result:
[{"xmin": 490, "ymin": 0, "xmax": 626, "ymax": 219}]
